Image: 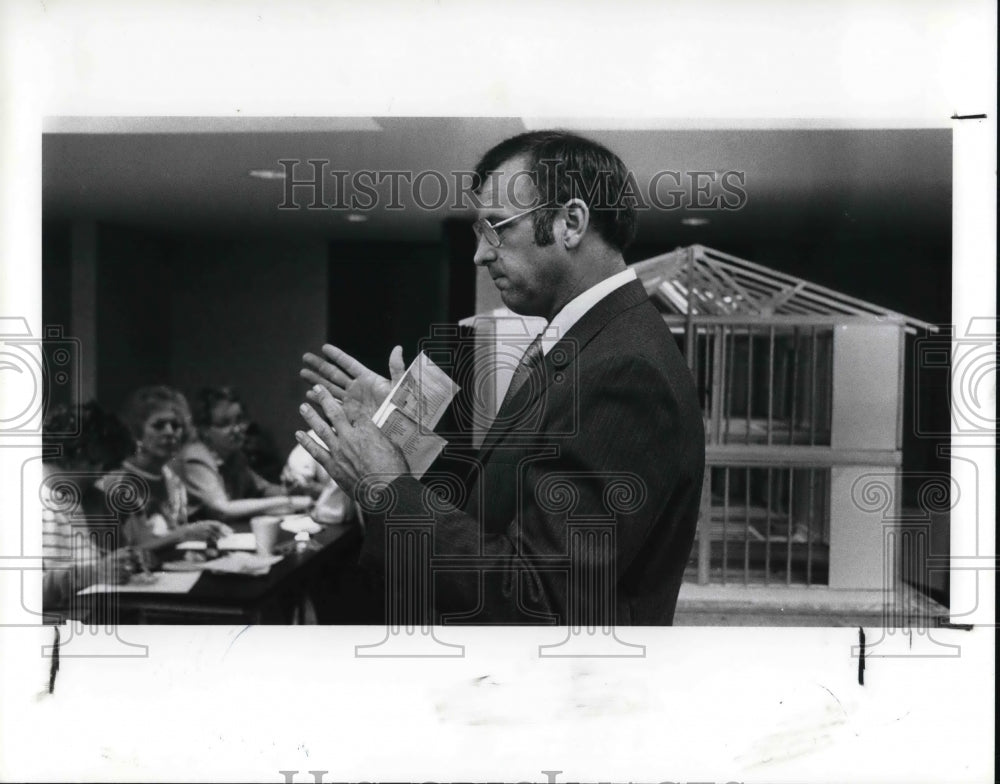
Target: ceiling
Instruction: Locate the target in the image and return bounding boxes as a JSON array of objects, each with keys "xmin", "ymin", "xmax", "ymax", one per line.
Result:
[{"xmin": 43, "ymin": 117, "xmax": 951, "ymax": 249}]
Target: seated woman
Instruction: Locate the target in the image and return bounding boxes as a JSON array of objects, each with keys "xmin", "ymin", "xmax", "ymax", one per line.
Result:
[
  {"xmin": 176, "ymin": 386, "xmax": 311, "ymax": 521},
  {"xmin": 41, "ymin": 402, "xmax": 136, "ymax": 616},
  {"xmin": 98, "ymin": 386, "xmax": 231, "ymax": 551}
]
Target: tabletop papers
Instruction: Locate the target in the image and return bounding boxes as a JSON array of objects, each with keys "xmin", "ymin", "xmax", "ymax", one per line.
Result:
[
  {"xmin": 161, "ymin": 552, "xmax": 283, "ymax": 576},
  {"xmin": 77, "ymin": 571, "xmax": 201, "ymax": 595},
  {"xmin": 217, "ymin": 532, "xmax": 258, "ymax": 550},
  {"xmin": 176, "ymin": 533, "xmax": 258, "ymax": 551}
]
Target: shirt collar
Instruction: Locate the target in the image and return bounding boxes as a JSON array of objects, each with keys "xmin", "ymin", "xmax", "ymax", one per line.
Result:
[{"xmin": 540, "ymin": 268, "xmax": 637, "ymax": 355}]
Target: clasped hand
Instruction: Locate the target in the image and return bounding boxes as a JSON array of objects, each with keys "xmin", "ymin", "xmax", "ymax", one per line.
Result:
[
  {"xmin": 182, "ymin": 520, "xmax": 234, "ymax": 541},
  {"xmin": 297, "ymin": 344, "xmax": 409, "ymax": 496}
]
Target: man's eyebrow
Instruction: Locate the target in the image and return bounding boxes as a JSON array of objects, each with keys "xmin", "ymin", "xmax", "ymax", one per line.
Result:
[{"xmin": 477, "ymin": 211, "xmax": 506, "ymax": 223}]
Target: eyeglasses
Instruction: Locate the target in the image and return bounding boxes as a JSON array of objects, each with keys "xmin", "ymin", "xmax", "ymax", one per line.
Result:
[
  {"xmin": 147, "ymin": 417, "xmax": 183, "ymax": 432},
  {"xmin": 472, "ymin": 202, "xmax": 553, "ymax": 248},
  {"xmin": 209, "ymin": 417, "xmax": 247, "ymax": 430}
]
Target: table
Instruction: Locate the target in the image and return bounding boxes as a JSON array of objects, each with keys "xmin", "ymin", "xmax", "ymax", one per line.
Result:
[{"xmin": 83, "ymin": 520, "xmax": 363, "ymax": 624}]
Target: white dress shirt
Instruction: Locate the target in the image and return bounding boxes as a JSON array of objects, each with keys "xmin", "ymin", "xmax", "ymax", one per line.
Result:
[{"xmin": 540, "ymin": 267, "xmax": 638, "ymax": 355}]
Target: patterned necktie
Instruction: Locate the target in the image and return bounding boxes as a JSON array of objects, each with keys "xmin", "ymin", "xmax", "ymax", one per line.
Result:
[{"xmin": 498, "ymin": 333, "xmax": 545, "ymax": 413}]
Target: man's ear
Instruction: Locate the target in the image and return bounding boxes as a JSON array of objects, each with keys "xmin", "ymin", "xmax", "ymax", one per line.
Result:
[{"xmin": 560, "ymin": 198, "xmax": 589, "ymax": 249}]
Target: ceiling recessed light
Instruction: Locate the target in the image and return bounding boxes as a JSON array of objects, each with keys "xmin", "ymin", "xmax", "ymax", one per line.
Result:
[
  {"xmin": 248, "ymin": 169, "xmax": 286, "ymax": 180},
  {"xmin": 681, "ymin": 217, "xmax": 710, "ymax": 227},
  {"xmin": 346, "ymin": 214, "xmax": 368, "ymax": 223}
]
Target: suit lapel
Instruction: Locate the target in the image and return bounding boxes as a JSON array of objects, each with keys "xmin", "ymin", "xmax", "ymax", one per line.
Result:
[{"xmin": 477, "ymin": 279, "xmax": 649, "ymax": 459}]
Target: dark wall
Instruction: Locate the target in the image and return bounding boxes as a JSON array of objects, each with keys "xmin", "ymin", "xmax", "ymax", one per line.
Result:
[
  {"xmin": 41, "ymin": 222, "xmax": 463, "ymax": 459},
  {"xmin": 443, "ymin": 218, "xmax": 478, "ymax": 321},
  {"xmin": 328, "ymin": 241, "xmax": 451, "ymax": 374},
  {"xmin": 41, "ymin": 220, "xmax": 72, "ymax": 334},
  {"xmin": 95, "ymin": 225, "xmax": 173, "ymax": 411},
  {"xmin": 168, "ymin": 235, "xmax": 328, "ymax": 458},
  {"xmin": 40, "ymin": 221, "xmax": 75, "ymax": 414}
]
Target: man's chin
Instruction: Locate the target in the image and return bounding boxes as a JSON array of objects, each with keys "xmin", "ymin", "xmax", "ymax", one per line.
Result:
[{"xmin": 499, "ymin": 292, "xmax": 537, "ymax": 317}]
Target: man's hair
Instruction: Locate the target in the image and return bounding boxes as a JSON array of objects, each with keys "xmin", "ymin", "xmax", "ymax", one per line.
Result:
[
  {"xmin": 473, "ymin": 130, "xmax": 639, "ymax": 252},
  {"xmin": 42, "ymin": 401, "xmax": 134, "ymax": 469},
  {"xmin": 191, "ymin": 386, "xmax": 243, "ymax": 429},
  {"xmin": 120, "ymin": 385, "xmax": 192, "ymax": 441}
]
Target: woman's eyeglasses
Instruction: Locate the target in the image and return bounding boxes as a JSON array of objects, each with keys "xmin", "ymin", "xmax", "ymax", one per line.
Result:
[
  {"xmin": 147, "ymin": 418, "xmax": 183, "ymax": 432},
  {"xmin": 209, "ymin": 417, "xmax": 247, "ymax": 430}
]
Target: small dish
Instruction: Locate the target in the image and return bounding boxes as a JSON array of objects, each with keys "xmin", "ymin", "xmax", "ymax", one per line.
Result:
[{"xmin": 280, "ymin": 515, "xmax": 322, "ymax": 535}]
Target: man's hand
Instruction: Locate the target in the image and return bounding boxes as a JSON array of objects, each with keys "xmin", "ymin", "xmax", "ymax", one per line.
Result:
[
  {"xmin": 296, "ymin": 385, "xmax": 409, "ymax": 496},
  {"xmin": 301, "ymin": 344, "xmax": 406, "ymax": 421}
]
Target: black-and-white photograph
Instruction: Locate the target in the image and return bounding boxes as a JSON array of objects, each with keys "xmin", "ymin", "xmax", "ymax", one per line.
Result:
[
  {"xmin": 37, "ymin": 119, "xmax": 952, "ymax": 628},
  {"xmin": 0, "ymin": 2, "xmax": 994, "ymax": 783}
]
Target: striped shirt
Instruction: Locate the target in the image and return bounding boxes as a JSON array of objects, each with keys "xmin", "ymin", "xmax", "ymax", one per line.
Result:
[{"xmin": 41, "ymin": 467, "xmax": 114, "ymax": 612}]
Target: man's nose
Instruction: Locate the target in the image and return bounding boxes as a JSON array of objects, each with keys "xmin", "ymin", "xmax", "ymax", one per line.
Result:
[{"xmin": 472, "ymin": 235, "xmax": 496, "ymax": 266}]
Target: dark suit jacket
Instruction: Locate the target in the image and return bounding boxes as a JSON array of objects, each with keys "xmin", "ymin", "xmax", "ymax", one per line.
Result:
[{"xmin": 359, "ymin": 279, "xmax": 705, "ymax": 625}]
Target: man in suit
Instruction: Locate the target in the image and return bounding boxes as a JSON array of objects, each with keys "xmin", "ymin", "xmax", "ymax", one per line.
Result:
[{"xmin": 297, "ymin": 131, "xmax": 705, "ymax": 625}]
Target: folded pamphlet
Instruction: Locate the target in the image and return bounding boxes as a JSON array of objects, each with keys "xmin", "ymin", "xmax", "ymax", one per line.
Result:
[{"xmin": 372, "ymin": 351, "xmax": 459, "ymax": 478}]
